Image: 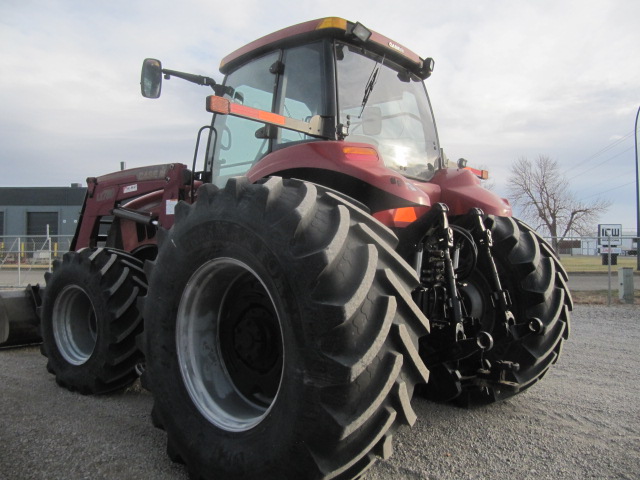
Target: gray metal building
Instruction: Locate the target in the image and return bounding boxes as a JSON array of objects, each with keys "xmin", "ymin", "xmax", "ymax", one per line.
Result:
[{"xmin": 0, "ymin": 185, "xmax": 86, "ymax": 238}]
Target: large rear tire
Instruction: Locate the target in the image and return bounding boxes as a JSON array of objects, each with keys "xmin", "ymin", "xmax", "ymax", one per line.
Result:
[
  {"xmin": 422, "ymin": 216, "xmax": 571, "ymax": 405},
  {"xmin": 40, "ymin": 248, "xmax": 146, "ymax": 394},
  {"xmin": 141, "ymin": 177, "xmax": 430, "ymax": 480}
]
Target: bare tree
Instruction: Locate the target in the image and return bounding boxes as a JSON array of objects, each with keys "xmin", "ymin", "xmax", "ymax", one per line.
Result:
[{"xmin": 507, "ymin": 155, "xmax": 611, "ymax": 251}]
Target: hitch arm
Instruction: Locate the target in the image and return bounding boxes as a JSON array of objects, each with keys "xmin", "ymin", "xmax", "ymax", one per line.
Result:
[{"xmin": 468, "ymin": 208, "xmax": 515, "ymax": 328}]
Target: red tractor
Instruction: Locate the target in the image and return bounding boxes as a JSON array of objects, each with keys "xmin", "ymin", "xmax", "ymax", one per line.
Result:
[{"xmin": 9, "ymin": 17, "xmax": 571, "ymax": 479}]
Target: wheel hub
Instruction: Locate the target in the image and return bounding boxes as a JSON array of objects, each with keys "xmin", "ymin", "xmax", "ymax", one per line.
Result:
[
  {"xmin": 51, "ymin": 285, "xmax": 98, "ymax": 365},
  {"xmin": 231, "ymin": 306, "xmax": 279, "ymax": 372},
  {"xmin": 176, "ymin": 257, "xmax": 284, "ymax": 432}
]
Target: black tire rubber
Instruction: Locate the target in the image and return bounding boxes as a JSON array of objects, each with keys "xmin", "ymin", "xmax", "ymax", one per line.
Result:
[
  {"xmin": 141, "ymin": 177, "xmax": 430, "ymax": 480},
  {"xmin": 422, "ymin": 215, "xmax": 572, "ymax": 405},
  {"xmin": 40, "ymin": 247, "xmax": 147, "ymax": 394}
]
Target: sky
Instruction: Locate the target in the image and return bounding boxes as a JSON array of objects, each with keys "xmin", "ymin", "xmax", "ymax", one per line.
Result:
[{"xmin": 1, "ymin": 0, "xmax": 639, "ymax": 235}]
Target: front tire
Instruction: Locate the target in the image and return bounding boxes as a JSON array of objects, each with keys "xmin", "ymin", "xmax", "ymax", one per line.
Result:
[
  {"xmin": 142, "ymin": 177, "xmax": 430, "ymax": 480},
  {"xmin": 40, "ymin": 248, "xmax": 147, "ymax": 394}
]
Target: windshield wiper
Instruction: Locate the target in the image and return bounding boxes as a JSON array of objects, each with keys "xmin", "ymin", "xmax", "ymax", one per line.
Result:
[{"xmin": 359, "ymin": 56, "xmax": 383, "ymax": 118}]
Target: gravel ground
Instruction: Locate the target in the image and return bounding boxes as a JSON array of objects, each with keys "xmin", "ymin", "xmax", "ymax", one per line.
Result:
[{"xmin": 1, "ymin": 304, "xmax": 638, "ymax": 480}]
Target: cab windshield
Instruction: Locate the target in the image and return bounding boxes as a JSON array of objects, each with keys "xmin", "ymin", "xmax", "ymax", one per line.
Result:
[{"xmin": 335, "ymin": 42, "xmax": 440, "ymax": 181}]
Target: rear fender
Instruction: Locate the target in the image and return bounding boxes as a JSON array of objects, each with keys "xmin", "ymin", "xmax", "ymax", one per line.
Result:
[
  {"xmin": 429, "ymin": 168, "xmax": 511, "ymax": 217},
  {"xmin": 246, "ymin": 142, "xmax": 509, "ymax": 230},
  {"xmin": 246, "ymin": 141, "xmax": 440, "ymax": 211},
  {"xmin": 375, "ymin": 169, "xmax": 511, "ymax": 230}
]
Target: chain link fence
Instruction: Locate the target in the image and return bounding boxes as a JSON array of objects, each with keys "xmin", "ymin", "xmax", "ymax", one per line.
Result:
[
  {"xmin": 544, "ymin": 235, "xmax": 639, "ymax": 272},
  {"xmin": 549, "ymin": 235, "xmax": 637, "ymax": 256},
  {"xmin": 0, "ymin": 235, "xmax": 73, "ymax": 287},
  {"xmin": 0, "ymin": 233, "xmax": 637, "ymax": 288}
]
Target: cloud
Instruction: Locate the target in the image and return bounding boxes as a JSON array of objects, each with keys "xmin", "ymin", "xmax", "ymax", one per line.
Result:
[{"xmin": 0, "ymin": 0, "xmax": 638, "ymax": 230}]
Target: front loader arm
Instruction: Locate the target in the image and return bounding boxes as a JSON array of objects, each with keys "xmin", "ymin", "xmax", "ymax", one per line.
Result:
[{"xmin": 71, "ymin": 163, "xmax": 193, "ymax": 253}]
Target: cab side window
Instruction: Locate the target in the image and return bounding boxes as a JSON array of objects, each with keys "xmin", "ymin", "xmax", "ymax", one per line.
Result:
[
  {"xmin": 275, "ymin": 42, "xmax": 326, "ymax": 146},
  {"xmin": 211, "ymin": 52, "xmax": 279, "ymax": 187}
]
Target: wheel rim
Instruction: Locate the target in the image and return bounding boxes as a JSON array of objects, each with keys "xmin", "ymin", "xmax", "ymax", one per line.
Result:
[
  {"xmin": 52, "ymin": 285, "xmax": 98, "ymax": 365},
  {"xmin": 176, "ymin": 257, "xmax": 284, "ymax": 432}
]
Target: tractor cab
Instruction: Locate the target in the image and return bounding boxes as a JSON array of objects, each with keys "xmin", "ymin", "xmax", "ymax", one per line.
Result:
[
  {"xmin": 142, "ymin": 18, "xmax": 443, "ymax": 209},
  {"xmin": 207, "ymin": 18, "xmax": 440, "ymax": 186}
]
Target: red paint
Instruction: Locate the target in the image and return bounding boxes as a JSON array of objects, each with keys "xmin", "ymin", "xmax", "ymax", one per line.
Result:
[
  {"xmin": 72, "ymin": 164, "xmax": 194, "ymax": 252},
  {"xmin": 220, "ymin": 17, "xmax": 424, "ymax": 75},
  {"xmin": 247, "ymin": 141, "xmax": 511, "ymax": 224},
  {"xmin": 247, "ymin": 141, "xmax": 438, "ymax": 207},
  {"xmin": 430, "ymin": 168, "xmax": 512, "ymax": 217}
]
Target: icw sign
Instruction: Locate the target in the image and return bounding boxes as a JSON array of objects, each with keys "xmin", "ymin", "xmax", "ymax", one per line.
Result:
[{"xmin": 598, "ymin": 224, "xmax": 622, "ymax": 246}]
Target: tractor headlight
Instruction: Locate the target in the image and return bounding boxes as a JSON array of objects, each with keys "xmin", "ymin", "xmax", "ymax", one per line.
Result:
[{"xmin": 351, "ymin": 22, "xmax": 372, "ymax": 43}]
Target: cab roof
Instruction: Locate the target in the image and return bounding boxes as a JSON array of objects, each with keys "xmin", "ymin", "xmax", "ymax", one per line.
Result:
[{"xmin": 219, "ymin": 17, "xmax": 428, "ymax": 77}]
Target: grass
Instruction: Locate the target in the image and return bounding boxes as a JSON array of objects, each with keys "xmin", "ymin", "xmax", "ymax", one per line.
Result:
[
  {"xmin": 570, "ymin": 289, "xmax": 639, "ymax": 305},
  {"xmin": 559, "ymin": 255, "xmax": 639, "ymax": 273},
  {"xmin": 558, "ymin": 255, "xmax": 638, "ymax": 305}
]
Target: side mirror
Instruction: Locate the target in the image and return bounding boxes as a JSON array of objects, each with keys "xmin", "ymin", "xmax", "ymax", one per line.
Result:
[{"xmin": 141, "ymin": 58, "xmax": 162, "ymax": 98}]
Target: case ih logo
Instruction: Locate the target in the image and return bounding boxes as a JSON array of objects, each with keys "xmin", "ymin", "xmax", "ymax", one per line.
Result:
[
  {"xmin": 388, "ymin": 41, "xmax": 405, "ymax": 53},
  {"xmin": 136, "ymin": 166, "xmax": 168, "ymax": 181}
]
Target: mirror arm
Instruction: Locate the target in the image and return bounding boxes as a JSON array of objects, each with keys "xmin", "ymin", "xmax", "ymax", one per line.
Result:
[{"xmin": 162, "ymin": 68, "xmax": 218, "ymax": 89}]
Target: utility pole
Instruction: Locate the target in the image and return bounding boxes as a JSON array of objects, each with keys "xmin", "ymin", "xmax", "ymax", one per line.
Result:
[{"xmin": 636, "ymin": 106, "xmax": 640, "ymax": 271}]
